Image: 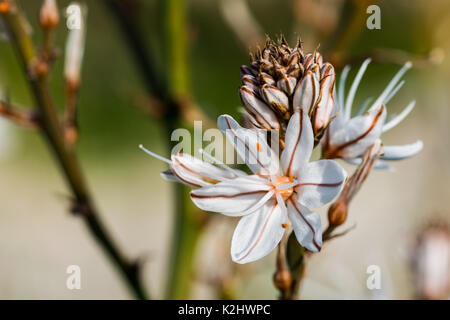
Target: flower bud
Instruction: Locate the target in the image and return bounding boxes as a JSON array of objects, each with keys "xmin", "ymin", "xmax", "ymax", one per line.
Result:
[
  {"xmin": 40, "ymin": 0, "xmax": 59, "ymax": 30},
  {"xmin": 64, "ymin": 3, "xmax": 86, "ymax": 89},
  {"xmin": 0, "ymin": 1, "xmax": 11, "ymax": 15},
  {"xmin": 238, "ymin": 36, "xmax": 336, "ymax": 143},
  {"xmin": 273, "ymin": 269, "xmax": 292, "ymax": 292},
  {"xmin": 328, "ymin": 201, "xmax": 348, "ymax": 227}
]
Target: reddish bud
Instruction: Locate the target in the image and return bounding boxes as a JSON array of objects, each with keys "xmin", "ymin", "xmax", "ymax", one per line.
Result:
[{"xmin": 328, "ymin": 201, "xmax": 348, "ymax": 227}]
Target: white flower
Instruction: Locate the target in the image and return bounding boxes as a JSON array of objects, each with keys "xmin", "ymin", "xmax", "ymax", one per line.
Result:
[
  {"xmin": 140, "ymin": 110, "xmax": 347, "ymax": 263},
  {"xmin": 193, "ymin": 111, "xmax": 346, "ymax": 263},
  {"xmin": 321, "ymin": 59, "xmax": 423, "ymax": 169}
]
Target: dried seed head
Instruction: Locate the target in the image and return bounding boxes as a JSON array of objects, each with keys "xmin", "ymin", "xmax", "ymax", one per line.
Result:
[
  {"xmin": 239, "ymin": 36, "xmax": 335, "ymax": 143},
  {"xmin": 40, "ymin": 0, "xmax": 59, "ymax": 30}
]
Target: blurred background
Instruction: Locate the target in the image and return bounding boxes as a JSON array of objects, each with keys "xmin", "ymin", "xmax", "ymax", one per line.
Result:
[{"xmin": 0, "ymin": 0, "xmax": 449, "ymax": 299}]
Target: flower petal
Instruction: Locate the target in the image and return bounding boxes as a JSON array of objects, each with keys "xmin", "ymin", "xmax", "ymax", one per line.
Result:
[
  {"xmin": 239, "ymin": 85, "xmax": 280, "ymax": 130},
  {"xmin": 171, "ymin": 153, "xmax": 239, "ymax": 188},
  {"xmin": 261, "ymin": 84, "xmax": 289, "ymax": 115},
  {"xmin": 337, "ymin": 65, "xmax": 350, "ymax": 111},
  {"xmin": 292, "ymin": 71, "xmax": 320, "ymax": 114},
  {"xmin": 327, "ymin": 104, "xmax": 386, "ymax": 158},
  {"xmin": 296, "ymin": 160, "xmax": 347, "ymax": 208},
  {"xmin": 314, "ymin": 63, "xmax": 336, "ymax": 130},
  {"xmin": 160, "ymin": 169, "xmax": 179, "ymax": 182},
  {"xmin": 218, "ymin": 114, "xmax": 280, "ymax": 175},
  {"xmin": 382, "ymin": 100, "xmax": 415, "ymax": 132},
  {"xmin": 381, "ymin": 140, "xmax": 423, "ymax": 160},
  {"xmin": 231, "ymin": 201, "xmax": 287, "ymax": 264},
  {"xmin": 343, "ymin": 158, "xmax": 392, "ymax": 170},
  {"xmin": 287, "ymin": 199, "xmax": 322, "ymax": 252},
  {"xmin": 368, "ymin": 62, "xmax": 412, "ymax": 112},
  {"xmin": 190, "ymin": 176, "xmax": 271, "ymax": 216},
  {"xmin": 344, "ymin": 58, "xmax": 371, "ymax": 120},
  {"xmin": 280, "ymin": 110, "xmax": 314, "ymax": 177},
  {"xmin": 277, "ymin": 76, "xmax": 297, "ymax": 96}
]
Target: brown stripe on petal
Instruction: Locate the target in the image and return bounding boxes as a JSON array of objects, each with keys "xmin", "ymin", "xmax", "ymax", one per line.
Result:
[
  {"xmin": 288, "ymin": 199, "xmax": 321, "ymax": 251},
  {"xmin": 171, "ymin": 169, "xmax": 202, "ymax": 188},
  {"xmin": 326, "ymin": 106, "xmax": 385, "ymax": 158},
  {"xmin": 285, "ymin": 111, "xmax": 303, "ymax": 177},
  {"xmin": 224, "ymin": 116, "xmax": 270, "ymax": 171},
  {"xmin": 190, "ymin": 190, "xmax": 267, "ymax": 200},
  {"xmin": 237, "ymin": 203, "xmax": 278, "ymax": 262},
  {"xmin": 174, "ymin": 157, "xmax": 220, "ymax": 185},
  {"xmin": 298, "ymin": 181, "xmax": 343, "ymax": 188}
]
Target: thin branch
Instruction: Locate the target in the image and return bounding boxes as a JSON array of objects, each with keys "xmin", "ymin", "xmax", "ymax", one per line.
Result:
[
  {"xmin": 0, "ymin": 99, "xmax": 39, "ymax": 128},
  {"xmin": 0, "ymin": 0, "xmax": 148, "ymax": 299},
  {"xmin": 102, "ymin": 0, "xmax": 208, "ymax": 299}
]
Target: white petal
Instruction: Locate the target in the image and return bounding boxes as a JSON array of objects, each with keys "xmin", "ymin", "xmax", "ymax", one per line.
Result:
[
  {"xmin": 261, "ymin": 84, "xmax": 289, "ymax": 114},
  {"xmin": 328, "ymin": 105, "xmax": 386, "ymax": 158},
  {"xmin": 239, "ymin": 86, "xmax": 280, "ymax": 130},
  {"xmin": 384, "ymin": 80, "xmax": 405, "ymax": 104},
  {"xmin": 344, "ymin": 158, "xmax": 392, "ymax": 170},
  {"xmin": 296, "ymin": 160, "xmax": 347, "ymax": 208},
  {"xmin": 277, "ymin": 76, "xmax": 297, "ymax": 95},
  {"xmin": 381, "ymin": 140, "xmax": 423, "ymax": 160},
  {"xmin": 292, "ymin": 71, "xmax": 320, "ymax": 114},
  {"xmin": 171, "ymin": 153, "xmax": 238, "ymax": 188},
  {"xmin": 160, "ymin": 169, "xmax": 179, "ymax": 182},
  {"xmin": 218, "ymin": 114, "xmax": 280, "ymax": 175},
  {"xmin": 315, "ymin": 63, "xmax": 335, "ymax": 129},
  {"xmin": 190, "ymin": 176, "xmax": 271, "ymax": 216},
  {"xmin": 231, "ymin": 201, "xmax": 287, "ymax": 264},
  {"xmin": 326, "ymin": 103, "xmax": 346, "ymax": 137},
  {"xmin": 281, "ymin": 110, "xmax": 314, "ymax": 177},
  {"xmin": 368, "ymin": 62, "xmax": 412, "ymax": 112},
  {"xmin": 337, "ymin": 65, "xmax": 350, "ymax": 110},
  {"xmin": 382, "ymin": 100, "xmax": 415, "ymax": 132},
  {"xmin": 287, "ymin": 199, "xmax": 322, "ymax": 252},
  {"xmin": 344, "ymin": 58, "xmax": 371, "ymax": 120}
]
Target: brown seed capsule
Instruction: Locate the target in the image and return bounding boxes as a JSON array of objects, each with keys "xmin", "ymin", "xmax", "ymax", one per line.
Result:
[
  {"xmin": 328, "ymin": 201, "xmax": 348, "ymax": 227},
  {"xmin": 273, "ymin": 269, "xmax": 293, "ymax": 292}
]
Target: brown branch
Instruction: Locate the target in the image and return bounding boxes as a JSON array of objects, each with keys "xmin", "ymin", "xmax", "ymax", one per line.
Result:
[
  {"xmin": 0, "ymin": 0, "xmax": 148, "ymax": 299},
  {"xmin": 0, "ymin": 100, "xmax": 39, "ymax": 128}
]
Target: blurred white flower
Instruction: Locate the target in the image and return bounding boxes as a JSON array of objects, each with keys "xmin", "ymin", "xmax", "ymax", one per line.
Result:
[{"xmin": 322, "ymin": 59, "xmax": 423, "ymax": 169}]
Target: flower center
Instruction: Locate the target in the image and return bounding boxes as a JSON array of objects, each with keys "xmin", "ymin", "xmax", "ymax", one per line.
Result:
[{"xmin": 272, "ymin": 176, "xmax": 295, "ymax": 201}]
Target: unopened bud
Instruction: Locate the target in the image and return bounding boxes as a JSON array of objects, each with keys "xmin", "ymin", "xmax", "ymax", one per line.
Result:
[
  {"xmin": 64, "ymin": 3, "xmax": 86, "ymax": 89},
  {"xmin": 34, "ymin": 60, "xmax": 49, "ymax": 77},
  {"xmin": 328, "ymin": 201, "xmax": 348, "ymax": 227},
  {"xmin": 0, "ymin": 1, "xmax": 11, "ymax": 14},
  {"xmin": 273, "ymin": 269, "xmax": 292, "ymax": 292},
  {"xmin": 40, "ymin": 0, "xmax": 59, "ymax": 30}
]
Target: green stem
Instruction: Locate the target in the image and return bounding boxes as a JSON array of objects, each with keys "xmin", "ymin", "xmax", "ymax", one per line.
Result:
[
  {"xmin": 164, "ymin": 0, "xmax": 205, "ymax": 299},
  {"xmin": 1, "ymin": 2, "xmax": 148, "ymax": 300}
]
